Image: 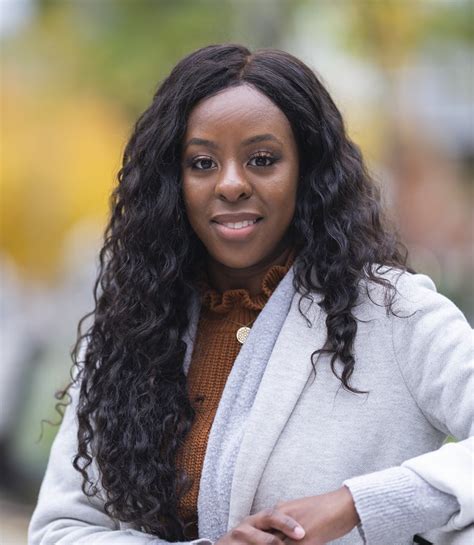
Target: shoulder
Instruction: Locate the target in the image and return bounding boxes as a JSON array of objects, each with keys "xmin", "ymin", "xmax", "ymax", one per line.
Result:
[
  {"xmin": 372, "ymin": 264, "xmax": 436, "ymax": 296},
  {"xmin": 361, "ymin": 265, "xmax": 472, "ymax": 366},
  {"xmin": 363, "ymin": 263, "xmax": 435, "ymax": 295},
  {"xmin": 359, "ymin": 264, "xmax": 459, "ymax": 317},
  {"xmin": 350, "ymin": 266, "xmax": 474, "ymax": 357}
]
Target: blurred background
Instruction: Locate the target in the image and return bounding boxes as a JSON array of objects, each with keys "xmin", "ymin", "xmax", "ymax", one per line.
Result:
[{"xmin": 0, "ymin": 0, "xmax": 473, "ymax": 542}]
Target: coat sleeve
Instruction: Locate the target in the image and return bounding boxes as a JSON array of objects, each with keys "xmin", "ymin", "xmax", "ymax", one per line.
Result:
[
  {"xmin": 28, "ymin": 383, "xmax": 213, "ymax": 545},
  {"xmin": 344, "ymin": 272, "xmax": 474, "ymax": 544}
]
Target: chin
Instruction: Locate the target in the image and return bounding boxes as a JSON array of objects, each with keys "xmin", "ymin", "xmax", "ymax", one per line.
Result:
[
  {"xmin": 209, "ymin": 244, "xmax": 284, "ymax": 269},
  {"xmin": 217, "ymin": 258, "xmax": 259, "ymax": 270},
  {"xmin": 208, "ymin": 248, "xmax": 264, "ymax": 270}
]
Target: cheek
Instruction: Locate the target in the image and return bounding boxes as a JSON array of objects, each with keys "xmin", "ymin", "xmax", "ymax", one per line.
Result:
[
  {"xmin": 182, "ymin": 182, "xmax": 204, "ymax": 224},
  {"xmin": 283, "ymin": 169, "xmax": 299, "ymax": 216},
  {"xmin": 266, "ymin": 173, "xmax": 298, "ymax": 217}
]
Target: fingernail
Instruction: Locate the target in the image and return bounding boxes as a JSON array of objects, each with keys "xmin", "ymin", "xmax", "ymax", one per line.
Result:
[{"xmin": 294, "ymin": 527, "xmax": 305, "ymax": 538}]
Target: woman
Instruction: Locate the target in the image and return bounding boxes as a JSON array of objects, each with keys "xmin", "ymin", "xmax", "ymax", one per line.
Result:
[{"xmin": 29, "ymin": 44, "xmax": 473, "ymax": 545}]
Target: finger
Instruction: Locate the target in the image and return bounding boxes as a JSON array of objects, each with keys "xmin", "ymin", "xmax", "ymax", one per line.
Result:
[
  {"xmin": 267, "ymin": 529, "xmax": 286, "ymax": 540},
  {"xmin": 230, "ymin": 525, "xmax": 287, "ymax": 545},
  {"xmin": 250, "ymin": 508, "xmax": 305, "ymax": 540}
]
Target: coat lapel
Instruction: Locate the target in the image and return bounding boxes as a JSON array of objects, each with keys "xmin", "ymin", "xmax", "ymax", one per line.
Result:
[
  {"xmin": 228, "ymin": 291, "xmax": 326, "ymax": 528},
  {"xmin": 198, "ymin": 266, "xmax": 299, "ymax": 540}
]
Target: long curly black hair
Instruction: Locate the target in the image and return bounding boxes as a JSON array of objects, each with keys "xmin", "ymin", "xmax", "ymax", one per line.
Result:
[{"xmin": 65, "ymin": 44, "xmax": 413, "ymax": 539}]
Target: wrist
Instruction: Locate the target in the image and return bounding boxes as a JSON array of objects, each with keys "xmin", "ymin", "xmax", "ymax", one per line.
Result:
[{"xmin": 340, "ymin": 485, "xmax": 360, "ymax": 528}]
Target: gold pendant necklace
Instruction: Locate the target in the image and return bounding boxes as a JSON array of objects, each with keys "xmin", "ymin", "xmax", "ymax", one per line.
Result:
[
  {"xmin": 236, "ymin": 326, "xmax": 251, "ymax": 344},
  {"xmin": 229, "ymin": 318, "xmax": 256, "ymax": 345}
]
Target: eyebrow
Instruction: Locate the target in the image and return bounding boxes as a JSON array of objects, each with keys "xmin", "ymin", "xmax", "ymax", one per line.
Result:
[
  {"xmin": 242, "ymin": 133, "xmax": 282, "ymax": 146},
  {"xmin": 183, "ymin": 133, "xmax": 282, "ymax": 151},
  {"xmin": 183, "ymin": 138, "xmax": 218, "ymax": 151}
]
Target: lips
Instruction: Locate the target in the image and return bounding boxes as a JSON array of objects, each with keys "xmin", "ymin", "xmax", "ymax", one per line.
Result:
[
  {"xmin": 211, "ymin": 212, "xmax": 263, "ymax": 224},
  {"xmin": 210, "ymin": 212, "xmax": 264, "ymax": 241}
]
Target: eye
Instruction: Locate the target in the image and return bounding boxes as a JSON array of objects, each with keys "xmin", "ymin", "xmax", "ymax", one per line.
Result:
[
  {"xmin": 248, "ymin": 153, "xmax": 276, "ymax": 168},
  {"xmin": 191, "ymin": 157, "xmax": 217, "ymax": 170}
]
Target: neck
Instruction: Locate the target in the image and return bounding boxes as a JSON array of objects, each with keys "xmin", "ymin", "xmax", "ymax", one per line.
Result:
[{"xmin": 206, "ymin": 242, "xmax": 293, "ymax": 296}]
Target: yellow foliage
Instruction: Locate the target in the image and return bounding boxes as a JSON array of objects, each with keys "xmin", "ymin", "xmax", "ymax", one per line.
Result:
[
  {"xmin": 348, "ymin": 1, "xmax": 428, "ymax": 68},
  {"xmin": 0, "ymin": 72, "xmax": 128, "ymax": 281}
]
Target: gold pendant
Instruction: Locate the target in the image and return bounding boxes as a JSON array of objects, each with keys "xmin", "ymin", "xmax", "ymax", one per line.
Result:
[{"xmin": 236, "ymin": 326, "xmax": 251, "ymax": 345}]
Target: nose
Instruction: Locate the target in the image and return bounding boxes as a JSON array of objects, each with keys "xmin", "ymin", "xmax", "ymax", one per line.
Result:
[{"xmin": 215, "ymin": 163, "xmax": 252, "ymax": 202}]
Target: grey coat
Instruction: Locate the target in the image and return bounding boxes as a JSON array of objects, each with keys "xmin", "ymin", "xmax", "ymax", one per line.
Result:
[{"xmin": 28, "ymin": 266, "xmax": 474, "ymax": 545}]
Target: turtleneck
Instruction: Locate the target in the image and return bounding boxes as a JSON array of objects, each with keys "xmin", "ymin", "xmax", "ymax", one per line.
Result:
[{"xmin": 175, "ymin": 249, "xmax": 296, "ymax": 537}]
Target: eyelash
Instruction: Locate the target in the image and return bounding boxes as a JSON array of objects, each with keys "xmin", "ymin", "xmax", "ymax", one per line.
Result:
[{"xmin": 188, "ymin": 152, "xmax": 278, "ymax": 171}]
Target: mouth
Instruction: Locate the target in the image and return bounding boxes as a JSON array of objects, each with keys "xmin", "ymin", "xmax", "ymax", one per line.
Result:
[
  {"xmin": 212, "ymin": 218, "xmax": 261, "ymax": 229},
  {"xmin": 211, "ymin": 217, "xmax": 263, "ymax": 241}
]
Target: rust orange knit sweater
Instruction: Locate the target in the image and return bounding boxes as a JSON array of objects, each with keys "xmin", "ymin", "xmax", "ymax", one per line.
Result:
[{"xmin": 175, "ymin": 250, "xmax": 295, "ymax": 537}]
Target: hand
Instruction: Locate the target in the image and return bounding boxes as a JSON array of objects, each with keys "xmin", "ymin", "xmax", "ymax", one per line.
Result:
[
  {"xmin": 274, "ymin": 486, "xmax": 360, "ymax": 545},
  {"xmin": 216, "ymin": 507, "xmax": 306, "ymax": 545}
]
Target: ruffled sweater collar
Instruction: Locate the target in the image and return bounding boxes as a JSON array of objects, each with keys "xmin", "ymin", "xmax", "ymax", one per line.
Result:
[{"xmin": 198, "ymin": 249, "xmax": 296, "ymax": 314}]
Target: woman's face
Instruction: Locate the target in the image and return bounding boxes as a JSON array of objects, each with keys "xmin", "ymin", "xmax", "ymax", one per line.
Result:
[{"xmin": 181, "ymin": 84, "xmax": 299, "ymax": 270}]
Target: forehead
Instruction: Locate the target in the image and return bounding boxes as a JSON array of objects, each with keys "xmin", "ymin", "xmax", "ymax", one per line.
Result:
[{"xmin": 184, "ymin": 84, "xmax": 294, "ymax": 141}]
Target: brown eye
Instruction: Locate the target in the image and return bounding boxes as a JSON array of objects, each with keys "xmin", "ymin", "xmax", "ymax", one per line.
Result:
[
  {"xmin": 248, "ymin": 154, "xmax": 276, "ymax": 167},
  {"xmin": 193, "ymin": 157, "xmax": 216, "ymax": 170}
]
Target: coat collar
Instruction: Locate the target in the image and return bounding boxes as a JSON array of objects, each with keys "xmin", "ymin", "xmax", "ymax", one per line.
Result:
[{"xmin": 228, "ymin": 288, "xmax": 326, "ymax": 528}]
